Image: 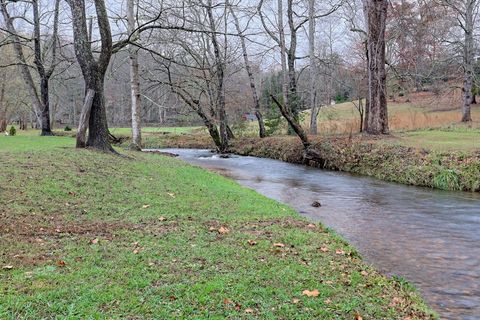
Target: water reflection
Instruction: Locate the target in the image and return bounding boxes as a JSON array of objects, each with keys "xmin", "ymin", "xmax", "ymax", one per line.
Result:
[{"xmin": 159, "ymin": 149, "xmax": 480, "ymax": 320}]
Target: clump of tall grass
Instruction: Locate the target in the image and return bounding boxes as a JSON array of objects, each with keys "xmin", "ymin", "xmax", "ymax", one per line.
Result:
[{"xmin": 434, "ymin": 169, "xmax": 461, "ymax": 190}]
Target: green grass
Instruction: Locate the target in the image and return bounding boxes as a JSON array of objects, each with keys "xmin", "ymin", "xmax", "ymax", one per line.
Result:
[
  {"xmin": 395, "ymin": 128, "xmax": 480, "ymax": 152},
  {"xmin": 0, "ymin": 135, "xmax": 436, "ymax": 319}
]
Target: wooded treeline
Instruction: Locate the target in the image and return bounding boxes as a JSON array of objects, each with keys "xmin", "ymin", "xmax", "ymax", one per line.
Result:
[{"xmin": 0, "ymin": 0, "xmax": 478, "ymax": 152}]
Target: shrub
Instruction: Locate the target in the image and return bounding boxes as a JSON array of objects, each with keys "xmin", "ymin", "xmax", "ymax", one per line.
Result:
[
  {"xmin": 64, "ymin": 125, "xmax": 72, "ymax": 131},
  {"xmin": 8, "ymin": 126, "xmax": 16, "ymax": 136}
]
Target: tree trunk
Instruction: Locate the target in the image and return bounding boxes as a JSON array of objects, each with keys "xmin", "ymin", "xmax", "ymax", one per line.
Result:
[
  {"xmin": 308, "ymin": 0, "xmax": 318, "ymax": 135},
  {"xmin": 128, "ymin": 0, "xmax": 142, "ymax": 150},
  {"xmin": 461, "ymin": 0, "xmax": 475, "ymax": 122},
  {"xmin": 358, "ymin": 98, "xmax": 364, "ymax": 133},
  {"xmin": 271, "ymin": 95, "xmax": 310, "ymax": 148},
  {"xmin": 278, "ymin": 0, "xmax": 290, "ymax": 121},
  {"xmin": 207, "ymin": 0, "xmax": 228, "ymax": 153},
  {"xmin": 33, "ymin": 0, "xmax": 53, "ymax": 136},
  {"xmin": 86, "ymin": 78, "xmax": 113, "ymax": 151},
  {"xmin": 0, "ymin": 77, "xmax": 6, "ymax": 132},
  {"xmin": 286, "ymin": 0, "xmax": 300, "ymax": 130},
  {"xmin": 76, "ymin": 89, "xmax": 95, "ymax": 148},
  {"xmin": 364, "ymin": 0, "xmax": 389, "ymax": 134},
  {"xmin": 230, "ymin": 5, "xmax": 266, "ymax": 138},
  {"xmin": 39, "ymin": 78, "xmax": 53, "ymax": 136}
]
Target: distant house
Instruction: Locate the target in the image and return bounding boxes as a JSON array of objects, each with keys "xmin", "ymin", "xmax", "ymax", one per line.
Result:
[{"xmin": 242, "ymin": 112, "xmax": 257, "ymax": 121}]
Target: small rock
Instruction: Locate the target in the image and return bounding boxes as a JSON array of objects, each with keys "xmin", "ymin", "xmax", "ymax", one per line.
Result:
[{"xmin": 311, "ymin": 201, "xmax": 322, "ymax": 208}]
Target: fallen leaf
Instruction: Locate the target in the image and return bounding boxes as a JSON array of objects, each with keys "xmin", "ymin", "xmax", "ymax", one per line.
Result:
[
  {"xmin": 167, "ymin": 192, "xmax": 176, "ymax": 198},
  {"xmin": 245, "ymin": 308, "xmax": 254, "ymax": 314},
  {"xmin": 307, "ymin": 223, "xmax": 316, "ymax": 229},
  {"xmin": 56, "ymin": 260, "xmax": 66, "ymax": 267},
  {"xmin": 292, "ymin": 298, "xmax": 300, "ymax": 304},
  {"xmin": 148, "ymin": 262, "xmax": 155, "ymax": 266},
  {"xmin": 142, "ymin": 204, "xmax": 150, "ymax": 209},
  {"xmin": 320, "ymin": 246, "xmax": 329, "ymax": 252},
  {"xmin": 360, "ymin": 270, "xmax": 369, "ymax": 277},
  {"xmin": 169, "ymin": 295, "xmax": 177, "ymax": 301},
  {"xmin": 247, "ymin": 240, "xmax": 257, "ymax": 246},
  {"xmin": 209, "ymin": 226, "xmax": 217, "ymax": 232},
  {"xmin": 302, "ymin": 289, "xmax": 320, "ymax": 297},
  {"xmin": 218, "ymin": 227, "xmax": 230, "ymax": 234},
  {"xmin": 273, "ymin": 243, "xmax": 285, "ymax": 248},
  {"xmin": 355, "ymin": 313, "xmax": 363, "ymax": 320},
  {"xmin": 158, "ymin": 216, "xmax": 167, "ymax": 221},
  {"xmin": 68, "ymin": 191, "xmax": 76, "ymax": 196},
  {"xmin": 223, "ymin": 298, "xmax": 232, "ymax": 305},
  {"xmin": 335, "ymin": 249, "xmax": 345, "ymax": 255},
  {"xmin": 133, "ymin": 248, "xmax": 140, "ymax": 254},
  {"xmin": 2, "ymin": 265, "xmax": 13, "ymax": 270},
  {"xmin": 325, "ymin": 298, "xmax": 332, "ymax": 304},
  {"xmin": 90, "ymin": 238, "xmax": 99, "ymax": 244},
  {"xmin": 235, "ymin": 303, "xmax": 242, "ymax": 311}
]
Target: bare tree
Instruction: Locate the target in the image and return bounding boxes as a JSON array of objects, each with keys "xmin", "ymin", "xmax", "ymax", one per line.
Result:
[
  {"xmin": 66, "ymin": 0, "xmax": 114, "ymax": 151},
  {"xmin": 0, "ymin": 0, "xmax": 60, "ymax": 136},
  {"xmin": 441, "ymin": 0, "xmax": 478, "ymax": 122},
  {"xmin": 229, "ymin": 2, "xmax": 266, "ymax": 138}
]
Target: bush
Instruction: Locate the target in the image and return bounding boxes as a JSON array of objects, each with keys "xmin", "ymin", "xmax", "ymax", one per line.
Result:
[
  {"xmin": 64, "ymin": 125, "xmax": 72, "ymax": 131},
  {"xmin": 8, "ymin": 126, "xmax": 16, "ymax": 136}
]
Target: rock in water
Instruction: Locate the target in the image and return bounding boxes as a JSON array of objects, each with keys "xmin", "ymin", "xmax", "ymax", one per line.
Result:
[{"xmin": 311, "ymin": 201, "xmax": 322, "ymax": 208}]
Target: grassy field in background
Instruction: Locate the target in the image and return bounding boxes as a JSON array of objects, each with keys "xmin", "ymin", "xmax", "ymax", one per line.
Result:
[
  {"xmin": 0, "ymin": 135, "xmax": 435, "ymax": 319},
  {"xmin": 392, "ymin": 128, "xmax": 480, "ymax": 152}
]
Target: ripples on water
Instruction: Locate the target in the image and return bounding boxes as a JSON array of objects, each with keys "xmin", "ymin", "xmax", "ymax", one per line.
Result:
[{"xmin": 159, "ymin": 149, "xmax": 480, "ymax": 320}]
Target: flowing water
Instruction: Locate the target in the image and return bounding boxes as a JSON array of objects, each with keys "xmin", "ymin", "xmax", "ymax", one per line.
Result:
[{"xmin": 158, "ymin": 149, "xmax": 480, "ymax": 319}]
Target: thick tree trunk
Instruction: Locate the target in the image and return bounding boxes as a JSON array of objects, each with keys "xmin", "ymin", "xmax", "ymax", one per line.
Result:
[
  {"xmin": 230, "ymin": 6, "xmax": 266, "ymax": 138},
  {"xmin": 128, "ymin": 0, "xmax": 142, "ymax": 150},
  {"xmin": 39, "ymin": 78, "xmax": 53, "ymax": 136},
  {"xmin": 86, "ymin": 78, "xmax": 113, "ymax": 151},
  {"xmin": 461, "ymin": 0, "xmax": 475, "ymax": 122},
  {"xmin": 364, "ymin": 0, "xmax": 389, "ymax": 134}
]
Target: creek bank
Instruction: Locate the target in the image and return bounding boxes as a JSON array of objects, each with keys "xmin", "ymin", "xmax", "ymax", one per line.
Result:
[{"xmin": 124, "ymin": 133, "xmax": 480, "ymax": 192}]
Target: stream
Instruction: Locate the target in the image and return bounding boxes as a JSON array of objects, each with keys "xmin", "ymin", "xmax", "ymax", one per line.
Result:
[{"xmin": 158, "ymin": 148, "xmax": 480, "ymax": 320}]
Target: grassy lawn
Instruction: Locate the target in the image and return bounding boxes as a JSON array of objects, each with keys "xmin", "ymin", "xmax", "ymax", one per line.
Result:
[
  {"xmin": 0, "ymin": 135, "xmax": 435, "ymax": 319},
  {"xmin": 393, "ymin": 128, "xmax": 480, "ymax": 152}
]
